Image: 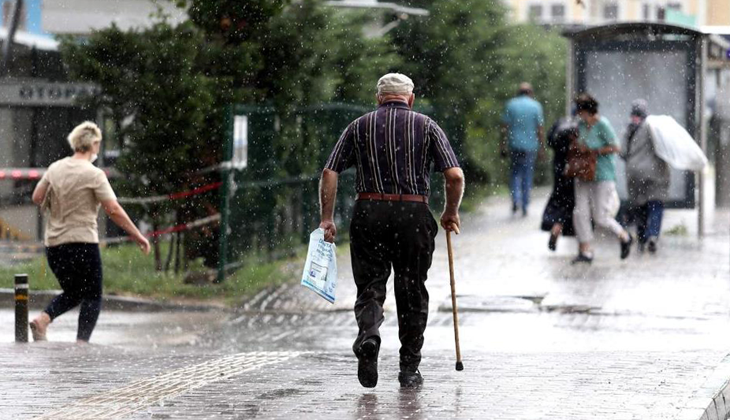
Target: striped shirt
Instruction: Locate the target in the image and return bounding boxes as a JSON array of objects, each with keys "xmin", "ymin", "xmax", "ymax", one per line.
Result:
[{"xmin": 324, "ymin": 101, "xmax": 460, "ymax": 196}]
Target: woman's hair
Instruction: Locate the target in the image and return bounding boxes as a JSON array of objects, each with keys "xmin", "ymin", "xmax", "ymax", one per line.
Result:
[
  {"xmin": 574, "ymin": 93, "xmax": 599, "ymax": 115},
  {"xmin": 67, "ymin": 121, "xmax": 102, "ymax": 152}
]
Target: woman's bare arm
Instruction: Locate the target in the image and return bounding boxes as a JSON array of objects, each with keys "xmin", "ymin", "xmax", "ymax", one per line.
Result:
[
  {"xmin": 101, "ymin": 199, "xmax": 151, "ymax": 254},
  {"xmin": 32, "ymin": 182, "xmax": 48, "ymax": 206}
]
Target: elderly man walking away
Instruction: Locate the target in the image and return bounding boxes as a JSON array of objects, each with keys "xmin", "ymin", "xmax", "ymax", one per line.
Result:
[
  {"xmin": 319, "ymin": 73, "xmax": 465, "ymax": 389},
  {"xmin": 621, "ymin": 100, "xmax": 669, "ymax": 253},
  {"xmin": 501, "ymin": 82, "xmax": 545, "ymax": 216}
]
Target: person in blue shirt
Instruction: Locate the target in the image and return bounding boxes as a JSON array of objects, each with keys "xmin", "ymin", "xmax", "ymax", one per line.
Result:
[{"xmin": 501, "ymin": 82, "xmax": 545, "ymax": 216}]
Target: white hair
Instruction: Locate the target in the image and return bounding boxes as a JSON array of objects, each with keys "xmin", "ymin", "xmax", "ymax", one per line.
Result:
[{"xmin": 67, "ymin": 121, "xmax": 102, "ymax": 152}]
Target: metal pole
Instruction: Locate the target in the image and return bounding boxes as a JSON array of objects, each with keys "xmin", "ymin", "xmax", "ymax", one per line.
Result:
[
  {"xmin": 698, "ymin": 37, "xmax": 708, "ymax": 238},
  {"xmin": 14, "ymin": 274, "xmax": 28, "ymax": 343},
  {"xmin": 216, "ymin": 106, "xmax": 234, "ymax": 283},
  {"xmin": 0, "ymin": 0, "xmax": 24, "ymax": 77},
  {"xmin": 566, "ymin": 39, "xmax": 574, "ymax": 118}
]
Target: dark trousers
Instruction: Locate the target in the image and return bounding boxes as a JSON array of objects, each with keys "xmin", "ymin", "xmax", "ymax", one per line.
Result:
[
  {"xmin": 636, "ymin": 200, "xmax": 664, "ymax": 244},
  {"xmin": 349, "ymin": 200, "xmax": 438, "ymax": 372},
  {"xmin": 45, "ymin": 243, "xmax": 103, "ymax": 341}
]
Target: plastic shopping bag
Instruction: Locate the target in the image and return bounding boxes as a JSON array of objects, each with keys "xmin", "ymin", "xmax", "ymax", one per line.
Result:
[
  {"xmin": 300, "ymin": 228, "xmax": 337, "ymax": 303},
  {"xmin": 646, "ymin": 115, "xmax": 708, "ymax": 171}
]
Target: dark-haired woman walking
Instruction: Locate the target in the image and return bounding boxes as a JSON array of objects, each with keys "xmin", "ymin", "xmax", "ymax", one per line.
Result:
[{"xmin": 571, "ymin": 94, "xmax": 633, "ymax": 263}]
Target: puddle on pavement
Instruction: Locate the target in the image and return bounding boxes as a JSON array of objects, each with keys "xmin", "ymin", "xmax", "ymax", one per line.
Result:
[{"xmin": 438, "ymin": 295, "xmax": 544, "ymax": 313}]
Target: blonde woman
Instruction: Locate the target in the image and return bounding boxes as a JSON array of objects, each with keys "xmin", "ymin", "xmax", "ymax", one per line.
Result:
[{"xmin": 29, "ymin": 122, "xmax": 150, "ymax": 342}]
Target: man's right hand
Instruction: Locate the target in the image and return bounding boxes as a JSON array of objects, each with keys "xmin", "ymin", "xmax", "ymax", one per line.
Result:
[
  {"xmin": 320, "ymin": 220, "xmax": 337, "ymax": 243},
  {"xmin": 440, "ymin": 211, "xmax": 461, "ymax": 234}
]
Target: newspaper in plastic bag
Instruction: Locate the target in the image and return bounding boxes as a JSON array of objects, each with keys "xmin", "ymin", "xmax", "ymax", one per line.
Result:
[
  {"xmin": 646, "ymin": 115, "xmax": 708, "ymax": 171},
  {"xmin": 300, "ymin": 228, "xmax": 337, "ymax": 303}
]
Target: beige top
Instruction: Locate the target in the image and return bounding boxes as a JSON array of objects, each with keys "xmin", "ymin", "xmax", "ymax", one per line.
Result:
[{"xmin": 38, "ymin": 157, "xmax": 117, "ymax": 247}]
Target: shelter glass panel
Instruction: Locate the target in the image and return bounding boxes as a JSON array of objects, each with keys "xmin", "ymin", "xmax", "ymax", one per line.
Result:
[{"xmin": 581, "ymin": 48, "xmax": 691, "ymax": 204}]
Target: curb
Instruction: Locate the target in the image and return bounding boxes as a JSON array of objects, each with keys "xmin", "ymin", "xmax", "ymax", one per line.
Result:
[
  {"xmin": 678, "ymin": 352, "xmax": 730, "ymax": 420},
  {"xmin": 0, "ymin": 289, "xmax": 226, "ymax": 313}
]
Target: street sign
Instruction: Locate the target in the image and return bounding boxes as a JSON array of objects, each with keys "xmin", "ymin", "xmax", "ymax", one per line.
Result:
[{"xmin": 0, "ymin": 82, "xmax": 99, "ymax": 107}]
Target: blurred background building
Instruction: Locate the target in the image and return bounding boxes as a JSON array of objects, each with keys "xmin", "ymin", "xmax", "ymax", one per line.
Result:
[{"xmin": 503, "ymin": 0, "xmax": 730, "ymax": 28}]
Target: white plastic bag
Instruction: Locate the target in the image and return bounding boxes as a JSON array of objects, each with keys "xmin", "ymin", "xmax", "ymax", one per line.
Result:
[
  {"xmin": 300, "ymin": 228, "xmax": 337, "ymax": 303},
  {"xmin": 646, "ymin": 115, "xmax": 708, "ymax": 171}
]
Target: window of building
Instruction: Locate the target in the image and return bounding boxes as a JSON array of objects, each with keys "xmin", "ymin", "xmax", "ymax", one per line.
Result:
[
  {"xmin": 667, "ymin": 2, "xmax": 682, "ymax": 11},
  {"xmin": 603, "ymin": 3, "xmax": 619, "ymax": 21},
  {"xmin": 551, "ymin": 4, "xmax": 566, "ymax": 22},
  {"xmin": 642, "ymin": 3, "xmax": 651, "ymax": 20},
  {"xmin": 528, "ymin": 4, "xmax": 543, "ymax": 21}
]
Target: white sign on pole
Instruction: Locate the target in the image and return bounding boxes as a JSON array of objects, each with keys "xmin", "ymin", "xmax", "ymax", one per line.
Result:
[{"xmin": 233, "ymin": 115, "xmax": 248, "ymax": 169}]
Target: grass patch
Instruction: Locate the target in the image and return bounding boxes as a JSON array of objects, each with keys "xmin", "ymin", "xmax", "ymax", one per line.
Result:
[
  {"xmin": 460, "ymin": 182, "xmax": 509, "ymax": 212},
  {"xmin": 665, "ymin": 223, "xmax": 689, "ymax": 236},
  {"xmin": 0, "ymin": 243, "xmax": 304, "ymax": 306}
]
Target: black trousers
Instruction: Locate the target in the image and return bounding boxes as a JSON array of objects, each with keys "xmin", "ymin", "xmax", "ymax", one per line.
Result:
[
  {"xmin": 45, "ymin": 243, "xmax": 103, "ymax": 341},
  {"xmin": 349, "ymin": 200, "xmax": 438, "ymax": 372}
]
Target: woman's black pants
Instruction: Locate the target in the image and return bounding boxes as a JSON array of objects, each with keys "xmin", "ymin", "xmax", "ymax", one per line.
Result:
[{"xmin": 45, "ymin": 243, "xmax": 103, "ymax": 341}]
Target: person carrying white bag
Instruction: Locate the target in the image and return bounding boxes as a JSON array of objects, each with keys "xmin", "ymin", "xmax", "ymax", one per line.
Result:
[
  {"xmin": 318, "ymin": 73, "xmax": 465, "ymax": 390},
  {"xmin": 621, "ymin": 99, "xmax": 707, "ymax": 253}
]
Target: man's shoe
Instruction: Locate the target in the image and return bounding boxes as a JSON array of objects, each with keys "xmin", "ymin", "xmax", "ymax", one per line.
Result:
[
  {"xmin": 647, "ymin": 237, "xmax": 658, "ymax": 254},
  {"xmin": 398, "ymin": 370, "xmax": 423, "ymax": 388},
  {"xmin": 512, "ymin": 203, "xmax": 518, "ymax": 214},
  {"xmin": 548, "ymin": 233, "xmax": 558, "ymax": 251},
  {"xmin": 356, "ymin": 338, "xmax": 379, "ymax": 388},
  {"xmin": 571, "ymin": 253, "xmax": 593, "ymax": 264},
  {"xmin": 620, "ymin": 234, "xmax": 633, "ymax": 260}
]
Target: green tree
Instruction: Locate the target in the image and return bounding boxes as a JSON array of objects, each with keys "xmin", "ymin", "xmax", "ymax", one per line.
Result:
[
  {"xmin": 390, "ymin": 0, "xmax": 508, "ymax": 177},
  {"xmin": 467, "ymin": 24, "xmax": 567, "ymax": 187},
  {"xmin": 391, "ymin": 1, "xmax": 567, "ymax": 187},
  {"xmin": 60, "ymin": 21, "xmax": 217, "ymax": 271}
]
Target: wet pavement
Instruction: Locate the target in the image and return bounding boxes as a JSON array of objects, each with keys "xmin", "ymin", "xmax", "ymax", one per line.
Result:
[{"xmin": 2, "ymin": 190, "xmax": 730, "ymax": 419}]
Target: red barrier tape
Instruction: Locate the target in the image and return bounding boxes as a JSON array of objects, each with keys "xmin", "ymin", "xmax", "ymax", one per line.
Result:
[
  {"xmin": 117, "ymin": 182, "xmax": 223, "ymax": 204},
  {"xmin": 102, "ymin": 214, "xmax": 221, "ymax": 245}
]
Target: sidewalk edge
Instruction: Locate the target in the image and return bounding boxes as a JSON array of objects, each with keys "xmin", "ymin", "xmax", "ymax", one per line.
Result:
[
  {"xmin": 678, "ymin": 352, "xmax": 730, "ymax": 420},
  {"xmin": 0, "ymin": 289, "xmax": 227, "ymax": 313}
]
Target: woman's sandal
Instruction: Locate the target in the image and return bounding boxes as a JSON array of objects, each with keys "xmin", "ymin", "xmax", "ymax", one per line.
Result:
[{"xmin": 29, "ymin": 320, "xmax": 47, "ymax": 341}]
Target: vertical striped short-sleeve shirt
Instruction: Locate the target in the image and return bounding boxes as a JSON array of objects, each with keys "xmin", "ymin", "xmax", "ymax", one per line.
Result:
[{"xmin": 324, "ymin": 101, "xmax": 460, "ymax": 196}]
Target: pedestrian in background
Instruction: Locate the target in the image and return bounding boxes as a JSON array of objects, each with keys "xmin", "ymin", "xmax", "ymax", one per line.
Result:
[
  {"xmin": 501, "ymin": 82, "xmax": 545, "ymax": 217},
  {"xmin": 541, "ymin": 117, "xmax": 578, "ymax": 251},
  {"xmin": 29, "ymin": 122, "xmax": 150, "ymax": 343},
  {"xmin": 621, "ymin": 99, "xmax": 669, "ymax": 253},
  {"xmin": 319, "ymin": 73, "xmax": 465, "ymax": 389},
  {"xmin": 572, "ymin": 94, "xmax": 633, "ymax": 263}
]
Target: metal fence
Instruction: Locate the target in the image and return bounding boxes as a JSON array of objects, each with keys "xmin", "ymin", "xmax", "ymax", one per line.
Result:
[{"xmin": 217, "ymin": 103, "xmax": 370, "ymax": 281}]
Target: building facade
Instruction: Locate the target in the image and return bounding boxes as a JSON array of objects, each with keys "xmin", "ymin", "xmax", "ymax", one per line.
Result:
[{"xmin": 505, "ymin": 0, "xmax": 730, "ymax": 27}]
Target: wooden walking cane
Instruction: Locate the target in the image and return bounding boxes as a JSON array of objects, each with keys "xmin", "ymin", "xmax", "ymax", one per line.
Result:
[{"xmin": 446, "ymin": 227, "xmax": 464, "ymax": 371}]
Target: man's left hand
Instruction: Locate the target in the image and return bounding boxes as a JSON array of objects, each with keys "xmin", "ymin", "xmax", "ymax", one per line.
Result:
[
  {"xmin": 440, "ymin": 211, "xmax": 461, "ymax": 234},
  {"xmin": 320, "ymin": 220, "xmax": 337, "ymax": 243}
]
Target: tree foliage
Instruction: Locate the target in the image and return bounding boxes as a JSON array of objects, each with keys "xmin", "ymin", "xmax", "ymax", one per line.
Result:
[
  {"xmin": 58, "ymin": 0, "xmax": 567, "ymax": 271},
  {"xmin": 391, "ymin": 2, "xmax": 567, "ymax": 184}
]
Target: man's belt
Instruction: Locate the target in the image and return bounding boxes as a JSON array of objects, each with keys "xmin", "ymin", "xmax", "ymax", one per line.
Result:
[{"xmin": 356, "ymin": 192, "xmax": 428, "ymax": 204}]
